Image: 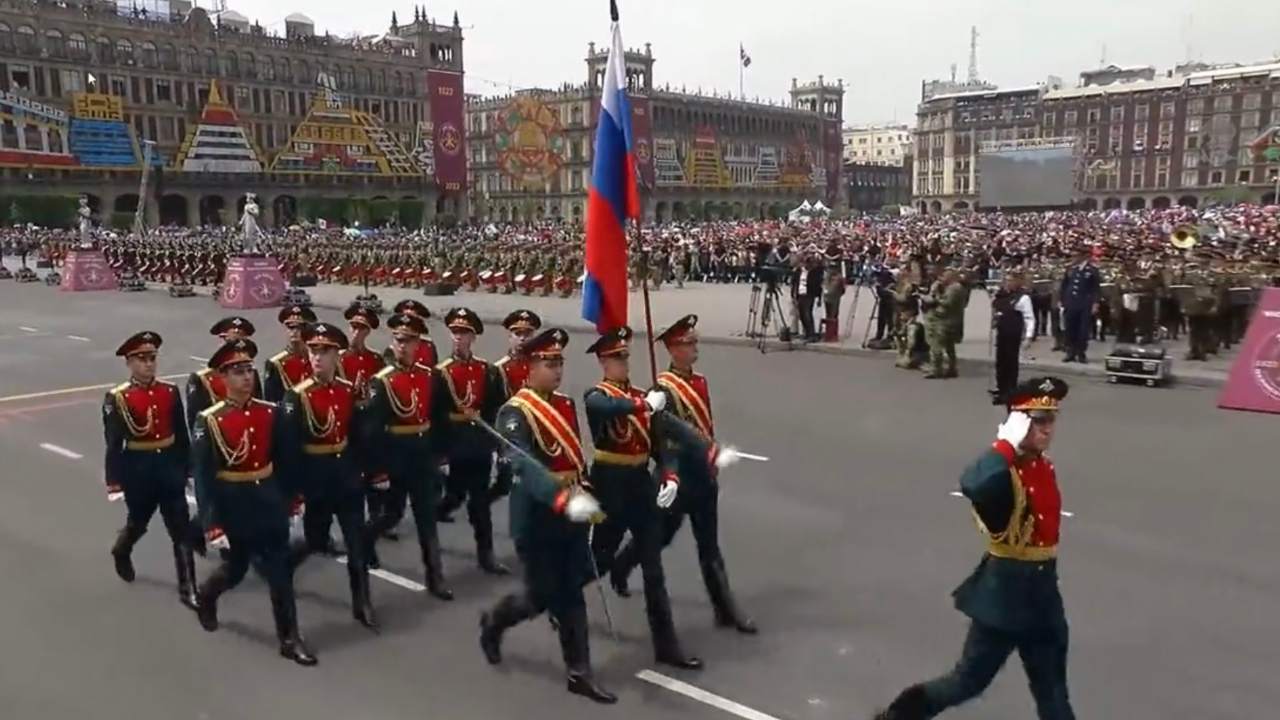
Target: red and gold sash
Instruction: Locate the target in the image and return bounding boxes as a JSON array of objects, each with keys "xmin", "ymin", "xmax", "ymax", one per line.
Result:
[
  {"xmin": 593, "ymin": 381, "xmax": 651, "ymax": 451},
  {"xmin": 658, "ymin": 371, "xmax": 713, "ymax": 438},
  {"xmin": 509, "ymin": 389, "xmax": 586, "ymax": 473}
]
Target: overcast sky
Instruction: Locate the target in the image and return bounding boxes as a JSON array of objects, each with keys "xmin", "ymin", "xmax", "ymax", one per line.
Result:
[{"xmin": 249, "ymin": 0, "xmax": 1280, "ymax": 126}]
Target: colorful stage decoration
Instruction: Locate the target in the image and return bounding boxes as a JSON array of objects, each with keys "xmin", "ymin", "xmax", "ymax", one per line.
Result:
[
  {"xmin": 0, "ymin": 91, "xmax": 77, "ymax": 168},
  {"xmin": 494, "ymin": 96, "xmax": 566, "ymax": 187},
  {"xmin": 270, "ymin": 90, "xmax": 421, "ymax": 176},
  {"xmin": 174, "ymin": 80, "xmax": 263, "ymax": 173},
  {"xmin": 68, "ymin": 92, "xmax": 161, "ymax": 168}
]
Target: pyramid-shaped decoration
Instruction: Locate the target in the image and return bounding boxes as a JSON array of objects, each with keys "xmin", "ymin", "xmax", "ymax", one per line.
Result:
[
  {"xmin": 269, "ymin": 90, "xmax": 420, "ymax": 176},
  {"xmin": 174, "ymin": 81, "xmax": 263, "ymax": 173}
]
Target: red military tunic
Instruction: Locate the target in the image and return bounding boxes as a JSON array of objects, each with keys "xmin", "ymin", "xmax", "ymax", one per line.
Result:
[
  {"xmin": 657, "ymin": 369, "xmax": 715, "ymax": 439},
  {"xmin": 110, "ymin": 379, "xmax": 181, "ymax": 449},
  {"xmin": 991, "ymin": 440, "xmax": 1062, "ymax": 548},
  {"xmin": 374, "ymin": 363, "xmax": 437, "ymax": 433},
  {"xmin": 494, "ymin": 354, "xmax": 531, "ymax": 398},
  {"xmin": 294, "ymin": 377, "xmax": 356, "ymax": 451},
  {"xmin": 270, "ymin": 350, "xmax": 312, "ymax": 388},
  {"xmin": 339, "ymin": 347, "xmax": 385, "ymax": 398},
  {"xmin": 591, "ymin": 381, "xmax": 653, "ymax": 458},
  {"xmin": 206, "ymin": 399, "xmax": 276, "ymax": 478},
  {"xmin": 414, "ymin": 339, "xmax": 439, "ymax": 370},
  {"xmin": 438, "ymin": 355, "xmax": 490, "ymax": 419}
]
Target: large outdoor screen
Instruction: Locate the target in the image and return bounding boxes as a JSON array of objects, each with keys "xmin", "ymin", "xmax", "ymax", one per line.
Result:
[{"xmin": 978, "ymin": 146, "xmax": 1076, "ymax": 208}]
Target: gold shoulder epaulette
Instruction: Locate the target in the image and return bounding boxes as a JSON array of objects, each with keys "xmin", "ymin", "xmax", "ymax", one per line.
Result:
[
  {"xmin": 373, "ymin": 365, "xmax": 396, "ymax": 380},
  {"xmin": 494, "ymin": 355, "xmax": 510, "ymax": 368},
  {"xmin": 269, "ymin": 350, "xmax": 289, "ymax": 363},
  {"xmin": 195, "ymin": 367, "xmax": 213, "ymax": 380},
  {"xmin": 334, "ymin": 376, "xmax": 354, "ymax": 388},
  {"xmin": 292, "ymin": 377, "xmax": 315, "ymax": 394},
  {"xmin": 198, "ymin": 400, "xmax": 227, "ymax": 420},
  {"xmin": 436, "ymin": 357, "xmax": 454, "ymax": 371},
  {"xmin": 251, "ymin": 398, "xmax": 278, "ymax": 408},
  {"xmin": 110, "ymin": 381, "xmax": 131, "ymax": 395}
]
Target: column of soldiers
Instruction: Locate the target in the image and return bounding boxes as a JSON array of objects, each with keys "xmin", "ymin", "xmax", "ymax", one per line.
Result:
[{"xmin": 102, "ymin": 305, "xmax": 752, "ymax": 702}]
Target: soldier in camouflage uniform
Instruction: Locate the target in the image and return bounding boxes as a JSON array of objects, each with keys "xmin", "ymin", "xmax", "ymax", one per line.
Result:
[
  {"xmin": 922, "ymin": 269, "xmax": 968, "ymax": 379},
  {"xmin": 1182, "ymin": 260, "xmax": 1218, "ymax": 361}
]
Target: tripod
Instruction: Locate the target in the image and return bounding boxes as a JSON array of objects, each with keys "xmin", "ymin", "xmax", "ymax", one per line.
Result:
[
  {"xmin": 753, "ymin": 283, "xmax": 792, "ymax": 354},
  {"xmin": 840, "ymin": 281, "xmax": 863, "ymax": 341}
]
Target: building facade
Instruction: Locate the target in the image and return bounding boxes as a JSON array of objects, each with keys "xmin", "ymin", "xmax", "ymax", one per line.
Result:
[
  {"xmin": 845, "ymin": 159, "xmax": 912, "ymax": 212},
  {"xmin": 0, "ymin": 0, "xmax": 466, "ymax": 228},
  {"xmin": 465, "ymin": 44, "xmax": 845, "ymax": 225},
  {"xmin": 913, "ymin": 60, "xmax": 1280, "ymax": 213},
  {"xmin": 841, "ymin": 123, "xmax": 911, "ymax": 166}
]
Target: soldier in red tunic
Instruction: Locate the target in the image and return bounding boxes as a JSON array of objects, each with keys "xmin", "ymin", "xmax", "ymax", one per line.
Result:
[
  {"xmin": 434, "ymin": 308, "xmax": 507, "ymax": 574},
  {"xmin": 338, "ymin": 303, "xmax": 385, "ymax": 400},
  {"xmin": 874, "ymin": 377, "xmax": 1074, "ymax": 720},
  {"xmin": 487, "ymin": 309, "xmax": 541, "ymax": 504},
  {"xmin": 388, "ymin": 298, "xmax": 439, "ymax": 369},
  {"xmin": 611, "ymin": 314, "xmax": 755, "ymax": 633},
  {"xmin": 191, "ymin": 339, "xmax": 316, "ymax": 666},
  {"xmin": 185, "ymin": 316, "xmax": 262, "ymax": 431},
  {"xmin": 262, "ymin": 305, "xmax": 316, "ymax": 402},
  {"xmin": 103, "ymin": 331, "xmax": 198, "ymax": 609},
  {"xmin": 360, "ymin": 313, "xmax": 454, "ymax": 600},
  {"xmin": 281, "ymin": 322, "xmax": 378, "ymax": 630}
]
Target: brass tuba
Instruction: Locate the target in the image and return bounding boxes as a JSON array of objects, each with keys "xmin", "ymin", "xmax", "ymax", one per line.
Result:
[{"xmin": 1170, "ymin": 224, "xmax": 1199, "ymax": 250}]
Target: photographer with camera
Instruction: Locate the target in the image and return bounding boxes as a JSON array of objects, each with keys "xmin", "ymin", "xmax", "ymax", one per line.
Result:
[{"xmin": 791, "ymin": 245, "xmax": 825, "ymax": 343}]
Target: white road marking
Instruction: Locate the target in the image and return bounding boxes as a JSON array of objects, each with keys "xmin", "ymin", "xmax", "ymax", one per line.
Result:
[
  {"xmin": 0, "ymin": 374, "xmax": 186, "ymax": 404},
  {"xmin": 636, "ymin": 670, "xmax": 782, "ymax": 720},
  {"xmin": 189, "ymin": 356, "xmax": 208, "ymax": 363},
  {"xmin": 736, "ymin": 451, "xmax": 770, "ymax": 462},
  {"xmin": 40, "ymin": 443, "xmax": 83, "ymax": 460},
  {"xmin": 948, "ymin": 490, "xmax": 1073, "ymax": 517},
  {"xmin": 66, "ymin": 335, "xmax": 91, "ymax": 342},
  {"xmin": 336, "ymin": 556, "xmax": 427, "ymax": 592},
  {"xmin": 19, "ymin": 326, "xmax": 39, "ymax": 333}
]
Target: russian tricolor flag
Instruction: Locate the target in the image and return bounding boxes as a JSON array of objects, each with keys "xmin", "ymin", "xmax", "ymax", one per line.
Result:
[{"xmin": 582, "ymin": 0, "xmax": 640, "ymax": 334}]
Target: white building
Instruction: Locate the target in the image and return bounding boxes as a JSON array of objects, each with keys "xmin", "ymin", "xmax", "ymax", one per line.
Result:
[{"xmin": 842, "ymin": 123, "xmax": 912, "ymax": 166}]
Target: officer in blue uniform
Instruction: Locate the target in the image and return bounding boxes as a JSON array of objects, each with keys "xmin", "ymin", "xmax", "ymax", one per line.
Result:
[{"xmin": 1058, "ymin": 247, "xmax": 1100, "ymax": 363}]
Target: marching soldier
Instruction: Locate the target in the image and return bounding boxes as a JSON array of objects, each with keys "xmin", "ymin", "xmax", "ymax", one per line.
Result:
[
  {"xmin": 186, "ymin": 316, "xmax": 261, "ymax": 431},
  {"xmin": 262, "ymin": 305, "xmax": 317, "ymax": 402},
  {"xmin": 434, "ymin": 308, "xmax": 507, "ymax": 575},
  {"xmin": 361, "ymin": 313, "xmax": 454, "ymax": 600},
  {"xmin": 103, "ymin": 331, "xmax": 198, "ymax": 610},
  {"xmin": 191, "ymin": 339, "xmax": 317, "ymax": 666},
  {"xmin": 874, "ymin": 377, "xmax": 1075, "ymax": 720},
  {"xmin": 582, "ymin": 325, "xmax": 704, "ymax": 669},
  {"xmin": 488, "ymin": 310, "xmax": 542, "ymax": 505},
  {"xmin": 280, "ymin": 322, "xmax": 378, "ymax": 631},
  {"xmin": 338, "ymin": 303, "xmax": 385, "ymax": 399},
  {"xmin": 610, "ymin": 315, "xmax": 754, "ymax": 633},
  {"xmin": 478, "ymin": 328, "xmax": 617, "ymax": 704},
  {"xmin": 389, "ymin": 298, "xmax": 439, "ymax": 368},
  {"xmin": 922, "ymin": 269, "xmax": 967, "ymax": 379}
]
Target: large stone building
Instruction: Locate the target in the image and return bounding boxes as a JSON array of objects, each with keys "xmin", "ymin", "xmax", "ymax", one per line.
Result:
[
  {"xmin": 0, "ymin": 0, "xmax": 466, "ymax": 228},
  {"xmin": 842, "ymin": 123, "xmax": 911, "ymax": 166},
  {"xmin": 465, "ymin": 43, "xmax": 845, "ymax": 224},
  {"xmin": 913, "ymin": 58, "xmax": 1280, "ymax": 213}
]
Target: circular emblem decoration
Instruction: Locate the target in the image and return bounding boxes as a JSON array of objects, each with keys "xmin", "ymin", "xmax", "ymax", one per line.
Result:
[
  {"xmin": 494, "ymin": 97, "xmax": 566, "ymax": 187},
  {"xmin": 635, "ymin": 138, "xmax": 651, "ymax": 165},
  {"xmin": 1249, "ymin": 326, "xmax": 1280, "ymax": 401},
  {"xmin": 438, "ymin": 123, "xmax": 462, "ymax": 156}
]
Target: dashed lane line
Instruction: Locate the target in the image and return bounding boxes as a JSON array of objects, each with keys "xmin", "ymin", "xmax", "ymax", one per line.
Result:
[
  {"xmin": 0, "ymin": 373, "xmax": 186, "ymax": 404},
  {"xmin": 636, "ymin": 670, "xmax": 783, "ymax": 720},
  {"xmin": 39, "ymin": 443, "xmax": 83, "ymax": 460},
  {"xmin": 67, "ymin": 335, "xmax": 91, "ymax": 342}
]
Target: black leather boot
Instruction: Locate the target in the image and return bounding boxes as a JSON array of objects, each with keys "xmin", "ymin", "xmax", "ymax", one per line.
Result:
[
  {"xmin": 479, "ymin": 611, "xmax": 503, "ymax": 665},
  {"xmin": 272, "ymin": 589, "xmax": 318, "ymax": 667},
  {"xmin": 560, "ymin": 606, "xmax": 616, "ymax": 704},
  {"xmin": 650, "ymin": 599, "xmax": 703, "ymax": 670},
  {"xmin": 704, "ymin": 560, "xmax": 757, "ymax": 634},
  {"xmin": 874, "ymin": 684, "xmax": 930, "ymax": 720},
  {"xmin": 349, "ymin": 563, "xmax": 379, "ymax": 632},
  {"xmin": 609, "ymin": 540, "xmax": 636, "ymax": 598},
  {"xmin": 173, "ymin": 543, "xmax": 199, "ymax": 611},
  {"xmin": 111, "ymin": 524, "xmax": 142, "ymax": 583},
  {"xmin": 423, "ymin": 536, "xmax": 454, "ymax": 601},
  {"xmin": 195, "ymin": 567, "xmax": 230, "ymax": 632},
  {"xmin": 475, "ymin": 518, "xmax": 509, "ymax": 576}
]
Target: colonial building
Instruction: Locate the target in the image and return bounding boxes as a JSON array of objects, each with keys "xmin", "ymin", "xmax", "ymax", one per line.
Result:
[
  {"xmin": 842, "ymin": 123, "xmax": 911, "ymax": 166},
  {"xmin": 913, "ymin": 58, "xmax": 1280, "ymax": 213},
  {"xmin": 0, "ymin": 0, "xmax": 466, "ymax": 228},
  {"xmin": 465, "ymin": 43, "xmax": 845, "ymax": 224}
]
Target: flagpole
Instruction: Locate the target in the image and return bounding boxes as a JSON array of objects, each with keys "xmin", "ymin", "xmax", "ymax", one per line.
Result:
[{"xmin": 739, "ymin": 43, "xmax": 744, "ymax": 100}]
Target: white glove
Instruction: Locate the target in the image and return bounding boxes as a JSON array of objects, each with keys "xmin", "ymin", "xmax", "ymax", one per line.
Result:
[
  {"xmin": 714, "ymin": 446, "xmax": 742, "ymax": 470},
  {"xmin": 106, "ymin": 484, "xmax": 124, "ymax": 503},
  {"xmin": 439, "ymin": 462, "xmax": 451, "ymax": 477},
  {"xmin": 565, "ymin": 492, "xmax": 602, "ymax": 523},
  {"xmin": 656, "ymin": 479, "xmax": 679, "ymax": 509},
  {"xmin": 206, "ymin": 528, "xmax": 230, "ymax": 552},
  {"xmin": 644, "ymin": 390, "xmax": 667, "ymax": 413},
  {"xmin": 996, "ymin": 411, "xmax": 1032, "ymax": 449}
]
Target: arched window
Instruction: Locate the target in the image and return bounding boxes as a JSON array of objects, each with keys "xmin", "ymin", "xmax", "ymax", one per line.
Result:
[
  {"xmin": 16, "ymin": 25, "xmax": 36, "ymax": 54},
  {"xmin": 242, "ymin": 53, "xmax": 256, "ymax": 79},
  {"xmin": 0, "ymin": 24, "xmax": 11, "ymax": 53},
  {"xmin": 275, "ymin": 57, "xmax": 290, "ymax": 82},
  {"xmin": 44, "ymin": 29, "xmax": 65, "ymax": 58},
  {"xmin": 406, "ymin": 71, "xmax": 417, "ymax": 96},
  {"xmin": 184, "ymin": 46, "xmax": 199, "ymax": 73},
  {"xmin": 261, "ymin": 56, "xmax": 275, "ymax": 81},
  {"xmin": 139, "ymin": 41, "xmax": 157, "ymax": 68},
  {"xmin": 96, "ymin": 36, "xmax": 113, "ymax": 63},
  {"xmin": 376, "ymin": 70, "xmax": 387, "ymax": 93},
  {"xmin": 221, "ymin": 52, "xmax": 238, "ymax": 76},
  {"xmin": 115, "ymin": 38, "xmax": 133, "ymax": 64},
  {"xmin": 393, "ymin": 71, "xmax": 404, "ymax": 95},
  {"xmin": 296, "ymin": 60, "xmax": 310, "ymax": 85},
  {"xmin": 158, "ymin": 43, "xmax": 175, "ymax": 69},
  {"xmin": 363, "ymin": 69, "xmax": 373, "ymax": 92},
  {"xmin": 204, "ymin": 49, "xmax": 217, "ymax": 74},
  {"xmin": 342, "ymin": 66, "xmax": 355, "ymax": 90}
]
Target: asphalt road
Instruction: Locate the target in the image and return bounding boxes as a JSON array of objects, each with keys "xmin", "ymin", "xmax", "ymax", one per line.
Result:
[{"xmin": 0, "ymin": 282, "xmax": 1276, "ymax": 720}]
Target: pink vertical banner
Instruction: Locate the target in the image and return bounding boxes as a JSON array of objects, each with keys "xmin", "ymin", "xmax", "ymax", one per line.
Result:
[{"xmin": 1218, "ymin": 287, "xmax": 1280, "ymax": 414}]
